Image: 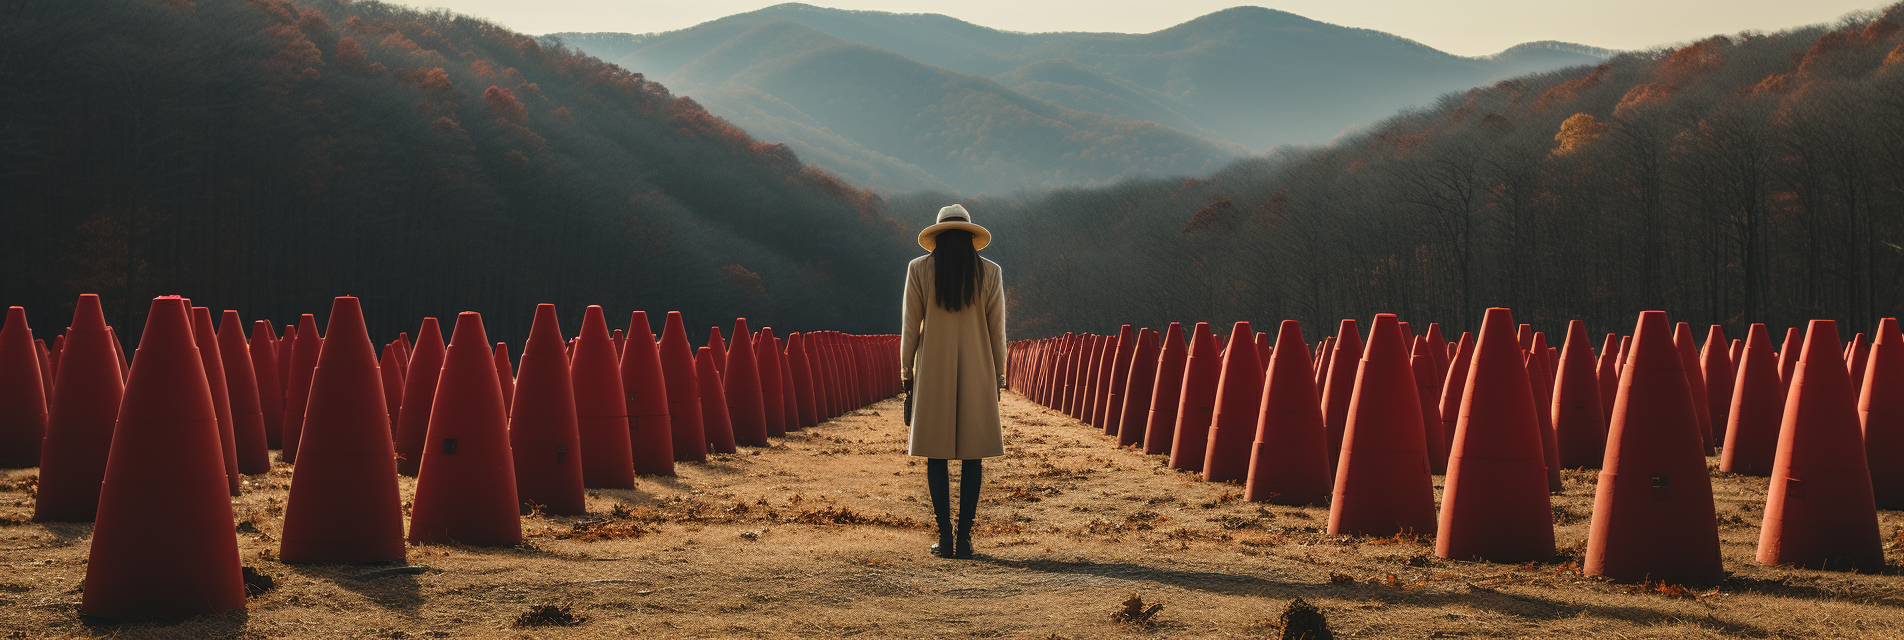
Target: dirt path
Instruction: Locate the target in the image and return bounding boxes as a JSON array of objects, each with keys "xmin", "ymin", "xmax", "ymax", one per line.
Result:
[{"xmin": 6, "ymin": 392, "xmax": 1904, "ymax": 638}]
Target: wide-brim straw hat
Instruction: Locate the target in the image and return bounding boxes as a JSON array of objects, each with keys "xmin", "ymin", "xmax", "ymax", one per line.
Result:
[{"xmin": 919, "ymin": 204, "xmax": 991, "ymax": 251}]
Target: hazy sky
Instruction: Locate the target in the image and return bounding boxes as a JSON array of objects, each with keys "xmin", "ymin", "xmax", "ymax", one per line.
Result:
[{"xmin": 412, "ymin": 0, "xmax": 1889, "ymax": 56}]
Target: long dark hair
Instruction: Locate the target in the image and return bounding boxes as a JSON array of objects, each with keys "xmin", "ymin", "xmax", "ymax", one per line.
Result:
[{"xmin": 932, "ymin": 229, "xmax": 982, "ymax": 312}]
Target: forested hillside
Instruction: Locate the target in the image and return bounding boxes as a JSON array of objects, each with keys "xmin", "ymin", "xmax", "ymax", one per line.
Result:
[
  {"xmin": 909, "ymin": 6, "xmax": 1904, "ymax": 341},
  {"xmin": 0, "ymin": 0, "xmax": 914, "ymax": 342}
]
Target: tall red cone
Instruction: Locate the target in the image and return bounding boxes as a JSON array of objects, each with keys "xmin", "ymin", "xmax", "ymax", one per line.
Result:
[
  {"xmin": 495, "ymin": 342, "xmax": 515, "ymax": 416},
  {"xmin": 1082, "ymin": 337, "xmax": 1110, "ymax": 425},
  {"xmin": 1204, "ymin": 322, "xmax": 1263, "ymax": 482},
  {"xmin": 1168, "ymin": 323, "xmax": 1220, "ymax": 471},
  {"xmin": 1115, "ymin": 329, "xmax": 1160, "ymax": 448},
  {"xmin": 282, "ymin": 314, "xmax": 322, "ymax": 463},
  {"xmin": 1329, "ymin": 314, "xmax": 1436, "ymax": 537},
  {"xmin": 1320, "ymin": 320, "xmax": 1364, "ymax": 477},
  {"xmin": 697, "ymin": 346, "xmax": 738, "ymax": 453},
  {"xmin": 1585, "ymin": 311, "xmax": 1723, "ymax": 583},
  {"xmin": 278, "ymin": 324, "xmax": 295, "ymax": 398},
  {"xmin": 251, "ymin": 321, "xmax": 285, "ymax": 450},
  {"xmin": 81, "ymin": 297, "xmax": 245, "ymax": 619},
  {"xmin": 1069, "ymin": 335, "xmax": 1097, "ymax": 419},
  {"xmin": 1757, "ymin": 320, "xmax": 1882, "ymax": 570},
  {"xmin": 612, "ymin": 329, "xmax": 626, "ymax": 360},
  {"xmin": 33, "ymin": 295, "xmax": 124, "ymax": 521},
  {"xmin": 409, "ymin": 312, "xmax": 521, "ymax": 546},
  {"xmin": 111, "ymin": 325, "xmax": 128, "ymax": 382},
  {"xmin": 36, "ymin": 339, "xmax": 52, "ymax": 406},
  {"xmin": 1254, "ymin": 332, "xmax": 1272, "ymax": 370},
  {"xmin": 723, "ymin": 318, "xmax": 769, "ymax": 447},
  {"xmin": 756, "ymin": 327, "xmax": 788, "ymax": 437},
  {"xmin": 1312, "ymin": 336, "xmax": 1334, "ymax": 391},
  {"xmin": 658, "ymin": 312, "xmax": 707, "ymax": 461},
  {"xmin": 1433, "ymin": 332, "xmax": 1474, "ymax": 474},
  {"xmin": 623, "ymin": 312, "xmax": 675, "ymax": 475},
  {"xmin": 379, "ymin": 344, "xmax": 405, "ymax": 430},
  {"xmin": 0, "ymin": 307, "xmax": 46, "ymax": 468},
  {"xmin": 189, "ymin": 307, "xmax": 242, "ymax": 495},
  {"xmin": 1247, "ymin": 320, "xmax": 1331, "ymax": 505},
  {"xmin": 508, "ymin": 304, "xmax": 586, "ymax": 515},
  {"xmin": 787, "ymin": 332, "xmax": 819, "ymax": 429},
  {"xmin": 1596, "ymin": 333, "xmax": 1620, "ymax": 425},
  {"xmin": 573, "ymin": 306, "xmax": 635, "ymax": 489},
  {"xmin": 1861, "ymin": 318, "xmax": 1904, "ymax": 509},
  {"xmin": 1777, "ymin": 326, "xmax": 1802, "ymax": 397},
  {"xmin": 1525, "ymin": 332, "xmax": 1563, "ymax": 492},
  {"xmin": 1846, "ymin": 332, "xmax": 1870, "ymax": 390},
  {"xmin": 1410, "ymin": 336, "xmax": 1446, "ymax": 474},
  {"xmin": 708, "ymin": 326, "xmax": 729, "ymax": 380},
  {"xmin": 1701, "ymin": 325, "xmax": 1734, "ymax": 447},
  {"xmin": 393, "ymin": 318, "xmax": 446, "ymax": 476},
  {"xmin": 1437, "ymin": 308, "xmax": 1554, "ymax": 562},
  {"xmin": 216, "ymin": 311, "xmax": 265, "ymax": 476},
  {"xmin": 1721, "ymin": 325, "xmax": 1782, "ymax": 476},
  {"xmin": 777, "ymin": 336, "xmax": 800, "ymax": 431},
  {"xmin": 1424, "ymin": 323, "xmax": 1449, "ymax": 380},
  {"xmin": 1552, "ymin": 320, "xmax": 1606, "ymax": 470},
  {"xmin": 1144, "ymin": 323, "xmax": 1187, "ymax": 455},
  {"xmin": 1673, "ymin": 322, "xmax": 1715, "ymax": 455},
  {"xmin": 1101, "ymin": 325, "xmax": 1138, "ymax": 437},
  {"xmin": 1729, "ymin": 339, "xmax": 1744, "ymax": 368},
  {"xmin": 281, "ymin": 297, "xmax": 406, "ymax": 562}
]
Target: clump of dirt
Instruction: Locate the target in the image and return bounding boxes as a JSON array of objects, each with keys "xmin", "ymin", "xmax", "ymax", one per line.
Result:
[
  {"xmin": 789, "ymin": 506, "xmax": 923, "ymax": 528},
  {"xmin": 512, "ymin": 603, "xmax": 585, "ymax": 627},
  {"xmin": 553, "ymin": 520, "xmax": 652, "ymax": 542},
  {"xmin": 1110, "ymin": 593, "xmax": 1162, "ymax": 625},
  {"xmin": 242, "ymin": 566, "xmax": 276, "ymax": 596},
  {"xmin": 1278, "ymin": 597, "xmax": 1332, "ymax": 640}
]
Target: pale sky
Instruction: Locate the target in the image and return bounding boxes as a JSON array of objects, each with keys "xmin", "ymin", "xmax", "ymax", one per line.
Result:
[{"xmin": 412, "ymin": 0, "xmax": 1890, "ymax": 56}]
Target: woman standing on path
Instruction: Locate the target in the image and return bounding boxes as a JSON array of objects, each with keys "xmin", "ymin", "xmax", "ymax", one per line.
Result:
[{"xmin": 901, "ymin": 204, "xmax": 1007, "ymax": 559}]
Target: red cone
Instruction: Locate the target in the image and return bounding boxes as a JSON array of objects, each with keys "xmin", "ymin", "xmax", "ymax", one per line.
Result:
[
  {"xmin": 1410, "ymin": 336, "xmax": 1446, "ymax": 474},
  {"xmin": 1596, "ymin": 333, "xmax": 1620, "ymax": 426},
  {"xmin": 756, "ymin": 327, "xmax": 788, "ymax": 437},
  {"xmin": 1433, "ymin": 332, "xmax": 1474, "ymax": 475},
  {"xmin": 251, "ymin": 321, "xmax": 285, "ymax": 450},
  {"xmin": 1777, "ymin": 326, "xmax": 1802, "ymax": 396},
  {"xmin": 1116, "ymin": 329, "xmax": 1160, "ymax": 448},
  {"xmin": 1673, "ymin": 322, "xmax": 1714, "ymax": 455},
  {"xmin": 1729, "ymin": 339, "xmax": 1744, "ymax": 368},
  {"xmin": 1552, "ymin": 320, "xmax": 1606, "ymax": 469},
  {"xmin": 1168, "ymin": 323, "xmax": 1220, "ymax": 471},
  {"xmin": 379, "ymin": 343, "xmax": 405, "ymax": 431},
  {"xmin": 1424, "ymin": 323, "xmax": 1449, "ymax": 380},
  {"xmin": 409, "ymin": 312, "xmax": 521, "ymax": 546},
  {"xmin": 281, "ymin": 297, "xmax": 407, "ymax": 562},
  {"xmin": 1312, "ymin": 336, "xmax": 1334, "ymax": 391},
  {"xmin": 1862, "ymin": 318, "xmax": 1904, "ymax": 509},
  {"xmin": 1585, "ymin": 311, "xmax": 1723, "ymax": 583},
  {"xmin": 36, "ymin": 339, "xmax": 52, "ymax": 407},
  {"xmin": 787, "ymin": 332, "xmax": 819, "ymax": 429},
  {"xmin": 218, "ymin": 312, "xmax": 268, "ymax": 476},
  {"xmin": 508, "ymin": 304, "xmax": 586, "ymax": 515},
  {"xmin": 723, "ymin": 319, "xmax": 769, "ymax": 447},
  {"xmin": 81, "ymin": 297, "xmax": 245, "ymax": 619},
  {"xmin": 1070, "ymin": 335, "xmax": 1098, "ymax": 419},
  {"xmin": 1701, "ymin": 325, "xmax": 1734, "ymax": 447},
  {"xmin": 495, "ymin": 342, "xmax": 515, "ymax": 416},
  {"xmin": 1720, "ymin": 324, "xmax": 1782, "ymax": 476},
  {"xmin": 1143, "ymin": 323, "xmax": 1187, "ymax": 455},
  {"xmin": 33, "ymin": 295, "xmax": 124, "ymax": 521},
  {"xmin": 1247, "ymin": 320, "xmax": 1331, "ymax": 505},
  {"xmin": 111, "ymin": 325, "xmax": 128, "ymax": 382},
  {"xmin": 1329, "ymin": 314, "xmax": 1436, "ymax": 537},
  {"xmin": 1254, "ymin": 332, "xmax": 1272, "ymax": 370},
  {"xmin": 574, "ymin": 306, "xmax": 634, "ymax": 488},
  {"xmin": 278, "ymin": 324, "xmax": 296, "ymax": 397},
  {"xmin": 612, "ymin": 328, "xmax": 625, "ymax": 360},
  {"xmin": 281, "ymin": 314, "xmax": 322, "ymax": 463},
  {"xmin": 1320, "ymin": 320, "xmax": 1363, "ymax": 477},
  {"xmin": 1757, "ymin": 320, "xmax": 1882, "ymax": 570},
  {"xmin": 1437, "ymin": 308, "xmax": 1554, "ymax": 562},
  {"xmin": 1083, "ymin": 336, "xmax": 1110, "ymax": 426},
  {"xmin": 623, "ymin": 312, "xmax": 675, "ymax": 475},
  {"xmin": 394, "ymin": 318, "xmax": 446, "ymax": 476},
  {"xmin": 1101, "ymin": 325, "xmax": 1138, "ymax": 437},
  {"xmin": 1525, "ymin": 332, "xmax": 1562, "ymax": 492},
  {"xmin": 697, "ymin": 346, "xmax": 738, "ymax": 453},
  {"xmin": 0, "ymin": 307, "xmax": 46, "ymax": 468},
  {"xmin": 189, "ymin": 307, "xmax": 242, "ymax": 495},
  {"xmin": 708, "ymin": 326, "xmax": 729, "ymax": 381},
  {"xmin": 1204, "ymin": 322, "xmax": 1263, "ymax": 483},
  {"xmin": 658, "ymin": 312, "xmax": 707, "ymax": 462},
  {"xmin": 777, "ymin": 335, "xmax": 800, "ymax": 431},
  {"xmin": 1846, "ymin": 332, "xmax": 1870, "ymax": 391}
]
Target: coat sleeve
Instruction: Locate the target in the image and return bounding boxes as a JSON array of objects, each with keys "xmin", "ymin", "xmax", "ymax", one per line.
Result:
[
  {"xmin": 987, "ymin": 263, "xmax": 1008, "ymax": 382},
  {"xmin": 899, "ymin": 260, "xmax": 925, "ymax": 381}
]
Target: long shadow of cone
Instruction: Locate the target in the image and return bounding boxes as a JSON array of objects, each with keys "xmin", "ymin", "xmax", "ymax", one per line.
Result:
[
  {"xmin": 282, "ymin": 314, "xmax": 323, "ymax": 463},
  {"xmin": 410, "ymin": 312, "xmax": 521, "ymax": 547},
  {"xmin": 1205, "ymin": 322, "xmax": 1263, "ymax": 483},
  {"xmin": 658, "ymin": 312, "xmax": 706, "ymax": 462},
  {"xmin": 0, "ymin": 307, "xmax": 46, "ymax": 468},
  {"xmin": 1437, "ymin": 308, "xmax": 1554, "ymax": 562},
  {"xmin": 82, "ymin": 297, "xmax": 246, "ymax": 619},
  {"xmin": 757, "ymin": 327, "xmax": 787, "ymax": 437},
  {"xmin": 281, "ymin": 297, "xmax": 406, "ymax": 563},
  {"xmin": 250, "ymin": 321, "xmax": 285, "ymax": 451},
  {"xmin": 1246, "ymin": 320, "xmax": 1331, "ymax": 505},
  {"xmin": 1320, "ymin": 320, "xmax": 1363, "ymax": 479},
  {"xmin": 1757, "ymin": 320, "xmax": 1883, "ymax": 571},
  {"xmin": 1116, "ymin": 329, "xmax": 1159, "ymax": 449},
  {"xmin": 573, "ymin": 306, "xmax": 634, "ymax": 489},
  {"xmin": 1721, "ymin": 324, "xmax": 1782, "ymax": 476},
  {"xmin": 1101, "ymin": 325, "xmax": 1137, "ymax": 438},
  {"xmin": 1585, "ymin": 310, "xmax": 1722, "ymax": 583},
  {"xmin": 724, "ymin": 319, "xmax": 768, "ymax": 447},
  {"xmin": 394, "ymin": 318, "xmax": 446, "ymax": 476},
  {"xmin": 1863, "ymin": 318, "xmax": 1904, "ymax": 509},
  {"xmin": 1435, "ymin": 333, "xmax": 1475, "ymax": 475},
  {"xmin": 1411, "ymin": 336, "xmax": 1447, "ymax": 475},
  {"xmin": 34, "ymin": 295, "xmax": 123, "ymax": 521},
  {"xmin": 1553, "ymin": 320, "xmax": 1607, "ymax": 470},
  {"xmin": 189, "ymin": 308, "xmax": 241, "ymax": 495},
  {"xmin": 624, "ymin": 311, "xmax": 675, "ymax": 476},
  {"xmin": 510, "ymin": 304, "xmax": 586, "ymax": 515},
  {"xmin": 1168, "ymin": 323, "xmax": 1220, "ymax": 472},
  {"xmin": 1328, "ymin": 314, "xmax": 1437, "ymax": 537},
  {"xmin": 697, "ymin": 346, "xmax": 738, "ymax": 454},
  {"xmin": 219, "ymin": 311, "xmax": 271, "ymax": 475},
  {"xmin": 1702, "ymin": 325, "xmax": 1735, "ymax": 448},
  {"xmin": 786, "ymin": 332, "xmax": 820, "ymax": 429}
]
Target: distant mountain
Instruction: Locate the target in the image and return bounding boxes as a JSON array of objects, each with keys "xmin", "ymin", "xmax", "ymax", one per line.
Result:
[{"xmin": 547, "ymin": 4, "xmax": 1613, "ymax": 194}]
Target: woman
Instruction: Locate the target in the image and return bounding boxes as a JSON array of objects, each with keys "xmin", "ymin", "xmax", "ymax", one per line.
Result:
[{"xmin": 901, "ymin": 203, "xmax": 1007, "ymax": 559}]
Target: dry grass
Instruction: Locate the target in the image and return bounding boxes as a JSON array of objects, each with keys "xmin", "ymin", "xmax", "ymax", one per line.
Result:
[{"xmin": 4, "ymin": 392, "xmax": 1904, "ymax": 637}]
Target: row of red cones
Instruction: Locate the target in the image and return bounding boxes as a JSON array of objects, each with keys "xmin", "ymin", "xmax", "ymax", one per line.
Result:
[{"xmin": 1008, "ymin": 309, "xmax": 1903, "ymax": 583}]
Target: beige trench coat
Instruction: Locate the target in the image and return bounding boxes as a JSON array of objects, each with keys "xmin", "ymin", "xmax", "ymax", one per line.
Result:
[{"xmin": 900, "ymin": 254, "xmax": 1007, "ymax": 459}]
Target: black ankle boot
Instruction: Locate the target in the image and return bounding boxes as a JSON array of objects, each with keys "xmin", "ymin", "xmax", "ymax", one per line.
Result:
[
  {"xmin": 931, "ymin": 526, "xmax": 956, "ymax": 558},
  {"xmin": 953, "ymin": 521, "xmax": 973, "ymax": 559}
]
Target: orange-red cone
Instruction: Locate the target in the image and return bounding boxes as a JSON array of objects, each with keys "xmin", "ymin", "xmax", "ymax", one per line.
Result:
[
  {"xmin": 1143, "ymin": 323, "xmax": 1187, "ymax": 455},
  {"xmin": 282, "ymin": 314, "xmax": 322, "ymax": 463},
  {"xmin": 409, "ymin": 312, "xmax": 521, "ymax": 546},
  {"xmin": 1312, "ymin": 336, "xmax": 1334, "ymax": 391},
  {"xmin": 573, "ymin": 306, "xmax": 634, "ymax": 488},
  {"xmin": 495, "ymin": 342, "xmax": 515, "ymax": 416},
  {"xmin": 708, "ymin": 326, "xmax": 729, "ymax": 380},
  {"xmin": 659, "ymin": 312, "xmax": 706, "ymax": 462},
  {"xmin": 1525, "ymin": 332, "xmax": 1562, "ymax": 492},
  {"xmin": 1329, "ymin": 314, "xmax": 1436, "ymax": 537},
  {"xmin": 379, "ymin": 343, "xmax": 404, "ymax": 430},
  {"xmin": 1410, "ymin": 336, "xmax": 1446, "ymax": 474},
  {"xmin": 697, "ymin": 346, "xmax": 737, "ymax": 453},
  {"xmin": 1204, "ymin": 322, "xmax": 1263, "ymax": 482},
  {"xmin": 217, "ymin": 311, "xmax": 267, "ymax": 476},
  {"xmin": 1101, "ymin": 325, "xmax": 1138, "ymax": 437},
  {"xmin": 81, "ymin": 297, "xmax": 245, "ymax": 619},
  {"xmin": 1701, "ymin": 325, "xmax": 1734, "ymax": 446},
  {"xmin": 33, "ymin": 295, "xmax": 124, "ymax": 521},
  {"xmin": 612, "ymin": 329, "xmax": 625, "ymax": 360},
  {"xmin": 1721, "ymin": 324, "xmax": 1782, "ymax": 476},
  {"xmin": 278, "ymin": 324, "xmax": 295, "ymax": 396},
  {"xmin": 1437, "ymin": 308, "xmax": 1554, "ymax": 562},
  {"xmin": 1596, "ymin": 333, "xmax": 1620, "ymax": 426},
  {"xmin": 1777, "ymin": 327, "xmax": 1802, "ymax": 396},
  {"xmin": 189, "ymin": 307, "xmax": 242, "ymax": 495},
  {"xmin": 1846, "ymin": 332, "xmax": 1870, "ymax": 390},
  {"xmin": 1585, "ymin": 311, "xmax": 1722, "ymax": 583},
  {"xmin": 623, "ymin": 311, "xmax": 675, "ymax": 475},
  {"xmin": 1084, "ymin": 337, "xmax": 1112, "ymax": 426},
  {"xmin": 1254, "ymin": 332, "xmax": 1272, "ymax": 371},
  {"xmin": 1757, "ymin": 320, "xmax": 1882, "ymax": 570},
  {"xmin": 508, "ymin": 304, "xmax": 586, "ymax": 515},
  {"xmin": 0, "ymin": 307, "xmax": 46, "ymax": 468},
  {"xmin": 777, "ymin": 335, "xmax": 800, "ymax": 431},
  {"xmin": 393, "ymin": 318, "xmax": 445, "ymax": 476},
  {"xmin": 251, "ymin": 321, "xmax": 285, "ymax": 450},
  {"xmin": 1433, "ymin": 332, "xmax": 1474, "ymax": 475},
  {"xmin": 1116, "ymin": 329, "xmax": 1160, "ymax": 448},
  {"xmin": 1552, "ymin": 320, "xmax": 1606, "ymax": 469},
  {"xmin": 36, "ymin": 339, "xmax": 52, "ymax": 407},
  {"xmin": 1729, "ymin": 339, "xmax": 1744, "ymax": 368},
  {"xmin": 724, "ymin": 319, "xmax": 769, "ymax": 447},
  {"xmin": 1320, "ymin": 320, "xmax": 1363, "ymax": 477},
  {"xmin": 281, "ymin": 297, "xmax": 406, "ymax": 562},
  {"xmin": 756, "ymin": 327, "xmax": 787, "ymax": 437},
  {"xmin": 1246, "ymin": 320, "xmax": 1331, "ymax": 505},
  {"xmin": 1673, "ymin": 322, "xmax": 1714, "ymax": 455},
  {"xmin": 1168, "ymin": 323, "xmax": 1220, "ymax": 471},
  {"xmin": 1424, "ymin": 323, "xmax": 1449, "ymax": 380},
  {"xmin": 1861, "ymin": 318, "xmax": 1904, "ymax": 509},
  {"xmin": 787, "ymin": 332, "xmax": 819, "ymax": 429}
]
